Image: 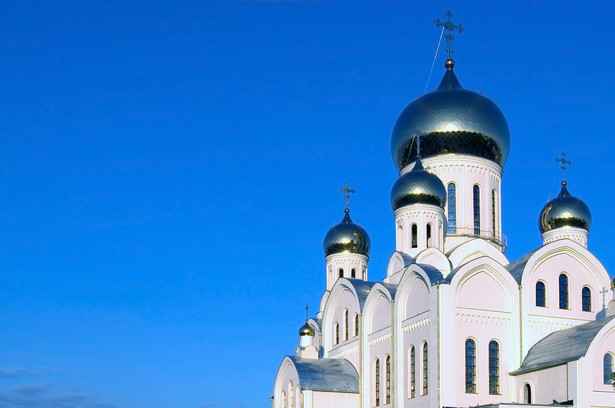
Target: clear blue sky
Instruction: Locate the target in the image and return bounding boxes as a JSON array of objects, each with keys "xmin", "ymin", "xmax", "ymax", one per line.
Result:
[{"xmin": 0, "ymin": 1, "xmax": 614, "ymax": 407}]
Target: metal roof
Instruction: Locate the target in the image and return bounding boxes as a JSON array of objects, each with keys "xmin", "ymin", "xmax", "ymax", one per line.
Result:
[
  {"xmin": 289, "ymin": 356, "xmax": 359, "ymax": 393},
  {"xmin": 511, "ymin": 315, "xmax": 615, "ymax": 375},
  {"xmin": 504, "ymin": 248, "xmax": 539, "ymax": 284}
]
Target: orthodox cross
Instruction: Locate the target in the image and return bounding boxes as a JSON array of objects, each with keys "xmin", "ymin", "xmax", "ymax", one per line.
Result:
[
  {"xmin": 305, "ymin": 304, "xmax": 309, "ymax": 320},
  {"xmin": 339, "ymin": 182, "xmax": 355, "ymax": 211},
  {"xmin": 601, "ymin": 287, "xmax": 609, "ymax": 310},
  {"xmin": 556, "ymin": 152, "xmax": 572, "ymax": 181},
  {"xmin": 434, "ymin": 10, "xmax": 465, "ymax": 60}
]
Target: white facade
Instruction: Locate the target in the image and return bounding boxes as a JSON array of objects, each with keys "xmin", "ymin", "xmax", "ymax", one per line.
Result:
[{"xmin": 272, "ymin": 56, "xmax": 615, "ymax": 408}]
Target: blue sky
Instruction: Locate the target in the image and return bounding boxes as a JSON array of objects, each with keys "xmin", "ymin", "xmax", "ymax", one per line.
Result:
[{"xmin": 0, "ymin": 1, "xmax": 614, "ymax": 407}]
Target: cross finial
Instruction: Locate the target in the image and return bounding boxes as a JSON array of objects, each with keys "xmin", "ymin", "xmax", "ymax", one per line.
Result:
[
  {"xmin": 434, "ymin": 10, "xmax": 465, "ymax": 60},
  {"xmin": 338, "ymin": 182, "xmax": 356, "ymax": 212},
  {"xmin": 555, "ymin": 152, "xmax": 572, "ymax": 182},
  {"xmin": 601, "ymin": 287, "xmax": 609, "ymax": 310},
  {"xmin": 305, "ymin": 304, "xmax": 309, "ymax": 320}
]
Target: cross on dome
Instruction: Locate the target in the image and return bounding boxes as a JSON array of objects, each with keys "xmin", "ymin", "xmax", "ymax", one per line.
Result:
[
  {"xmin": 338, "ymin": 182, "xmax": 356, "ymax": 212},
  {"xmin": 305, "ymin": 304, "xmax": 309, "ymax": 320},
  {"xmin": 434, "ymin": 10, "xmax": 465, "ymax": 61},
  {"xmin": 555, "ymin": 152, "xmax": 572, "ymax": 183}
]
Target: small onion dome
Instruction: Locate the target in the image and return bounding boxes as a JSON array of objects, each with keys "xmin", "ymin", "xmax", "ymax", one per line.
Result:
[
  {"xmin": 299, "ymin": 321, "xmax": 315, "ymax": 337},
  {"xmin": 539, "ymin": 181, "xmax": 592, "ymax": 234},
  {"xmin": 390, "ymin": 158, "xmax": 446, "ymax": 211},
  {"xmin": 391, "ymin": 59, "xmax": 511, "ymax": 170},
  {"xmin": 323, "ymin": 209, "xmax": 371, "ymax": 257}
]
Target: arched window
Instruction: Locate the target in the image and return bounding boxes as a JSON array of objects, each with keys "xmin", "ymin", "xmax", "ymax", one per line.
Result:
[
  {"xmin": 492, "ymin": 189, "xmax": 496, "ymax": 237},
  {"xmin": 423, "ymin": 342, "xmax": 429, "ymax": 395},
  {"xmin": 397, "ymin": 225, "xmax": 403, "ymax": 247},
  {"xmin": 335, "ymin": 322, "xmax": 339, "ymax": 345},
  {"xmin": 281, "ymin": 390, "xmax": 286, "ymax": 408},
  {"xmin": 354, "ymin": 313, "xmax": 359, "ymax": 336},
  {"xmin": 409, "ymin": 346, "xmax": 416, "ymax": 398},
  {"xmin": 411, "ymin": 224, "xmax": 418, "ymax": 248},
  {"xmin": 489, "ymin": 340, "xmax": 500, "ymax": 395},
  {"xmin": 386, "ymin": 355, "xmax": 391, "ymax": 404},
  {"xmin": 536, "ymin": 281, "xmax": 546, "ymax": 307},
  {"xmin": 447, "ymin": 183, "xmax": 456, "ymax": 233},
  {"xmin": 338, "ymin": 268, "xmax": 343, "ymax": 278},
  {"xmin": 559, "ymin": 274, "xmax": 569, "ymax": 309},
  {"xmin": 604, "ymin": 353, "xmax": 613, "ymax": 384},
  {"xmin": 344, "ymin": 309, "xmax": 349, "ymax": 341},
  {"xmin": 582, "ymin": 287, "xmax": 592, "ymax": 311},
  {"xmin": 289, "ymin": 381, "xmax": 294, "ymax": 408},
  {"xmin": 362, "ymin": 269, "xmax": 366, "ymax": 280},
  {"xmin": 473, "ymin": 185, "xmax": 480, "ymax": 235},
  {"xmin": 375, "ymin": 358, "xmax": 380, "ymax": 406},
  {"xmin": 465, "ymin": 339, "xmax": 476, "ymax": 393},
  {"xmin": 426, "ymin": 223, "xmax": 432, "ymax": 247},
  {"xmin": 523, "ymin": 383, "xmax": 532, "ymax": 404},
  {"xmin": 351, "ymin": 268, "xmax": 356, "ymax": 278}
]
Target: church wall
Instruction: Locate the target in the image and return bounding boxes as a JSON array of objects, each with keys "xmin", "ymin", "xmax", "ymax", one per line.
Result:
[
  {"xmin": 273, "ymin": 359, "xmax": 301, "ymax": 408},
  {"xmin": 312, "ymin": 391, "xmax": 359, "ymax": 408},
  {"xmin": 522, "ymin": 252, "xmax": 604, "ymax": 355},
  {"xmin": 400, "ymin": 321, "xmax": 430, "ymax": 408},
  {"xmin": 584, "ymin": 324, "xmax": 615, "ymax": 408},
  {"xmin": 323, "ymin": 287, "xmax": 360, "ymax": 355},
  {"xmin": 513, "ymin": 364, "xmax": 568, "ymax": 405}
]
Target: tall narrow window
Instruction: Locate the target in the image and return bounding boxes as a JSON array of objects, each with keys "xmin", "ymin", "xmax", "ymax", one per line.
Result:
[
  {"xmin": 523, "ymin": 383, "xmax": 532, "ymax": 404},
  {"xmin": 536, "ymin": 281, "xmax": 546, "ymax": 307},
  {"xmin": 375, "ymin": 359, "xmax": 380, "ymax": 406},
  {"xmin": 281, "ymin": 391, "xmax": 286, "ymax": 408},
  {"xmin": 559, "ymin": 274, "xmax": 569, "ymax": 309},
  {"xmin": 473, "ymin": 185, "xmax": 480, "ymax": 235},
  {"xmin": 289, "ymin": 381, "xmax": 294, "ymax": 408},
  {"xmin": 489, "ymin": 341, "xmax": 500, "ymax": 394},
  {"xmin": 423, "ymin": 342, "xmax": 429, "ymax": 395},
  {"xmin": 448, "ymin": 183, "xmax": 456, "ymax": 233},
  {"xmin": 351, "ymin": 268, "xmax": 356, "ymax": 278},
  {"xmin": 604, "ymin": 354, "xmax": 613, "ymax": 384},
  {"xmin": 335, "ymin": 323, "xmax": 339, "ymax": 345},
  {"xmin": 465, "ymin": 339, "xmax": 476, "ymax": 393},
  {"xmin": 492, "ymin": 189, "xmax": 496, "ymax": 237},
  {"xmin": 410, "ymin": 346, "xmax": 416, "ymax": 398},
  {"xmin": 426, "ymin": 223, "xmax": 432, "ymax": 247},
  {"xmin": 582, "ymin": 287, "xmax": 592, "ymax": 311},
  {"xmin": 355, "ymin": 313, "xmax": 359, "ymax": 336},
  {"xmin": 386, "ymin": 355, "xmax": 391, "ymax": 404},
  {"xmin": 338, "ymin": 268, "xmax": 343, "ymax": 278},
  {"xmin": 411, "ymin": 224, "xmax": 418, "ymax": 248},
  {"xmin": 344, "ymin": 310, "xmax": 349, "ymax": 341}
]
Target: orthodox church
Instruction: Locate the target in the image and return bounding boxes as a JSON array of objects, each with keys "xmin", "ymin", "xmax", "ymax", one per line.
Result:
[{"xmin": 271, "ymin": 15, "xmax": 615, "ymax": 408}]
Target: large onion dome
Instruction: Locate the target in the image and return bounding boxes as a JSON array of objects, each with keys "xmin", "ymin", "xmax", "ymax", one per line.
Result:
[
  {"xmin": 323, "ymin": 209, "xmax": 371, "ymax": 257},
  {"xmin": 390, "ymin": 158, "xmax": 446, "ymax": 210},
  {"xmin": 299, "ymin": 321, "xmax": 315, "ymax": 337},
  {"xmin": 391, "ymin": 59, "xmax": 511, "ymax": 171},
  {"xmin": 539, "ymin": 181, "xmax": 591, "ymax": 234}
]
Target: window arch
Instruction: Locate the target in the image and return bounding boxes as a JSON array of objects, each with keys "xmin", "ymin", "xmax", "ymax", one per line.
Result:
[
  {"xmin": 604, "ymin": 353, "xmax": 613, "ymax": 385},
  {"xmin": 375, "ymin": 358, "xmax": 380, "ymax": 406},
  {"xmin": 447, "ymin": 183, "xmax": 456, "ymax": 233},
  {"xmin": 338, "ymin": 268, "xmax": 343, "ymax": 278},
  {"xmin": 344, "ymin": 309, "xmax": 349, "ymax": 341},
  {"xmin": 409, "ymin": 345, "xmax": 416, "ymax": 398},
  {"xmin": 397, "ymin": 225, "xmax": 403, "ymax": 247},
  {"xmin": 473, "ymin": 185, "xmax": 480, "ymax": 235},
  {"xmin": 423, "ymin": 342, "xmax": 429, "ymax": 395},
  {"xmin": 582, "ymin": 287, "xmax": 592, "ymax": 311},
  {"xmin": 411, "ymin": 224, "xmax": 418, "ymax": 248},
  {"xmin": 489, "ymin": 340, "xmax": 500, "ymax": 395},
  {"xmin": 351, "ymin": 268, "xmax": 356, "ymax": 278},
  {"xmin": 426, "ymin": 223, "xmax": 432, "ymax": 247},
  {"xmin": 334, "ymin": 322, "xmax": 339, "ymax": 345},
  {"xmin": 523, "ymin": 383, "xmax": 532, "ymax": 404},
  {"xmin": 386, "ymin": 355, "xmax": 391, "ymax": 404},
  {"xmin": 536, "ymin": 281, "xmax": 546, "ymax": 307},
  {"xmin": 354, "ymin": 313, "xmax": 359, "ymax": 336},
  {"xmin": 465, "ymin": 339, "xmax": 476, "ymax": 393},
  {"xmin": 559, "ymin": 274, "xmax": 569, "ymax": 309}
]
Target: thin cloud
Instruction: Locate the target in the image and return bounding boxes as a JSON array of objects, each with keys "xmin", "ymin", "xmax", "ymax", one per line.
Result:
[
  {"xmin": 0, "ymin": 369, "xmax": 33, "ymax": 379},
  {"xmin": 0, "ymin": 382, "xmax": 118, "ymax": 408}
]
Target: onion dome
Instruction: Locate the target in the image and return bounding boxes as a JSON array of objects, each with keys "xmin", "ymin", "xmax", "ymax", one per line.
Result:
[
  {"xmin": 391, "ymin": 59, "xmax": 511, "ymax": 171},
  {"xmin": 539, "ymin": 181, "xmax": 591, "ymax": 234},
  {"xmin": 323, "ymin": 209, "xmax": 371, "ymax": 257},
  {"xmin": 390, "ymin": 158, "xmax": 446, "ymax": 211},
  {"xmin": 299, "ymin": 321, "xmax": 315, "ymax": 337}
]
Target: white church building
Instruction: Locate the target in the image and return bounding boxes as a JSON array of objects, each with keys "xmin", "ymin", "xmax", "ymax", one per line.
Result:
[{"xmin": 272, "ymin": 16, "xmax": 615, "ymax": 408}]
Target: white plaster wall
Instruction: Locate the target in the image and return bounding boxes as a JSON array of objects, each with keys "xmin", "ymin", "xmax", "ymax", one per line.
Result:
[
  {"xmin": 273, "ymin": 359, "xmax": 301, "ymax": 408},
  {"xmin": 324, "ymin": 288, "xmax": 360, "ymax": 354},
  {"xmin": 394, "ymin": 204, "xmax": 445, "ymax": 256},
  {"xmin": 312, "ymin": 391, "xmax": 359, "ymax": 408},
  {"xmin": 325, "ymin": 253, "xmax": 368, "ymax": 290},
  {"xmin": 584, "ymin": 322, "xmax": 615, "ymax": 408},
  {"xmin": 513, "ymin": 364, "xmax": 568, "ymax": 405}
]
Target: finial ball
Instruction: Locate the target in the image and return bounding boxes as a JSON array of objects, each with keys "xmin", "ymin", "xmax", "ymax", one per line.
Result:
[{"xmin": 445, "ymin": 58, "xmax": 455, "ymax": 70}]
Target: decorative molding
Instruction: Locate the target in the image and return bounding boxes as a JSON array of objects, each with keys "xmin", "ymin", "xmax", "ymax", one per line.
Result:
[
  {"xmin": 527, "ymin": 319, "xmax": 576, "ymax": 332},
  {"xmin": 368, "ymin": 331, "xmax": 392, "ymax": 347},
  {"xmin": 457, "ymin": 312, "xmax": 511, "ymax": 326},
  {"xmin": 402, "ymin": 317, "xmax": 430, "ymax": 334},
  {"xmin": 329, "ymin": 345, "xmax": 359, "ymax": 359}
]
